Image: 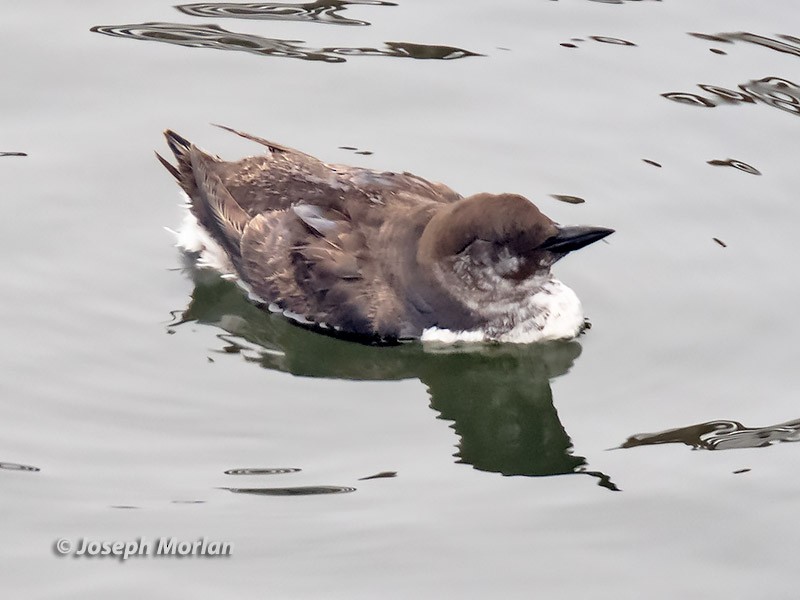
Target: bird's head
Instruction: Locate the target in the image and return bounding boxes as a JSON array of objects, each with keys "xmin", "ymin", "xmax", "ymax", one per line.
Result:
[{"xmin": 417, "ymin": 193, "xmax": 613, "ymax": 286}]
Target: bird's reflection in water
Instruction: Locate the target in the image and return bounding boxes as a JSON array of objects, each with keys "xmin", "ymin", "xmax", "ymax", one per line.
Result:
[{"xmin": 173, "ymin": 273, "xmax": 618, "ymax": 490}]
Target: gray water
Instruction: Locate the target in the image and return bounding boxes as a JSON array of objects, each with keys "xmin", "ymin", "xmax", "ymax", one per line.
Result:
[{"xmin": 3, "ymin": 1, "xmax": 799, "ymax": 597}]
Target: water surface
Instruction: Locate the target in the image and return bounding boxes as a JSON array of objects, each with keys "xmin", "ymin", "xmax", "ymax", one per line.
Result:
[{"xmin": 2, "ymin": 0, "xmax": 799, "ymax": 597}]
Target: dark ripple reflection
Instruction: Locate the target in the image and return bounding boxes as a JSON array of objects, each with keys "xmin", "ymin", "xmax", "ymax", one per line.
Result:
[
  {"xmin": 176, "ymin": 1, "xmax": 397, "ymax": 26},
  {"xmin": 225, "ymin": 467, "xmax": 301, "ymax": 475},
  {"xmin": 621, "ymin": 418, "xmax": 800, "ymax": 451},
  {"xmin": 690, "ymin": 32, "xmax": 800, "ymax": 58},
  {"xmin": 698, "ymin": 85, "xmax": 755, "ymax": 105},
  {"xmin": 740, "ymin": 77, "xmax": 800, "ymax": 116},
  {"xmin": 664, "ymin": 32, "xmax": 800, "ymax": 116},
  {"xmin": 663, "ymin": 77, "xmax": 800, "ymax": 116},
  {"xmin": 590, "ymin": 36, "xmax": 636, "ymax": 47},
  {"xmin": 551, "ymin": 194, "xmax": 586, "ymax": 205},
  {"xmin": 588, "ymin": 0, "xmax": 661, "ymax": 3},
  {"xmin": 358, "ymin": 471, "xmax": 397, "ymax": 480},
  {"xmin": 90, "ymin": 22, "xmax": 481, "ymax": 62},
  {"xmin": 224, "ymin": 485, "xmax": 356, "ymax": 495},
  {"xmin": 661, "ymin": 92, "xmax": 717, "ymax": 108},
  {"xmin": 172, "ymin": 275, "xmax": 618, "ymax": 489},
  {"xmin": 0, "ymin": 462, "xmax": 40, "ymax": 472},
  {"xmin": 707, "ymin": 158, "xmax": 761, "ymax": 175}
]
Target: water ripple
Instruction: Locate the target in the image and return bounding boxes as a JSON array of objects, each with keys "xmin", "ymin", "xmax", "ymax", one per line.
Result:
[
  {"xmin": 559, "ymin": 36, "xmax": 637, "ymax": 49},
  {"xmin": 90, "ymin": 22, "xmax": 481, "ymax": 62},
  {"xmin": 339, "ymin": 145, "xmax": 373, "ymax": 156},
  {"xmin": 662, "ymin": 32, "xmax": 800, "ymax": 116},
  {"xmin": 663, "ymin": 77, "xmax": 800, "ymax": 117},
  {"xmin": 358, "ymin": 471, "xmax": 397, "ymax": 480},
  {"xmin": 661, "ymin": 92, "xmax": 716, "ymax": 108},
  {"xmin": 0, "ymin": 462, "xmax": 40, "ymax": 472},
  {"xmin": 551, "ymin": 194, "xmax": 586, "ymax": 205},
  {"xmin": 224, "ymin": 485, "xmax": 356, "ymax": 495},
  {"xmin": 589, "ymin": 36, "xmax": 637, "ymax": 47},
  {"xmin": 739, "ymin": 77, "xmax": 800, "ymax": 116},
  {"xmin": 698, "ymin": 84, "xmax": 755, "ymax": 105},
  {"xmin": 689, "ymin": 32, "xmax": 800, "ymax": 58},
  {"xmin": 224, "ymin": 467, "xmax": 301, "ymax": 475},
  {"xmin": 707, "ymin": 158, "xmax": 761, "ymax": 175},
  {"xmin": 175, "ymin": 1, "xmax": 397, "ymax": 26},
  {"xmin": 588, "ymin": 0, "xmax": 662, "ymax": 4},
  {"xmin": 621, "ymin": 417, "xmax": 800, "ymax": 451}
]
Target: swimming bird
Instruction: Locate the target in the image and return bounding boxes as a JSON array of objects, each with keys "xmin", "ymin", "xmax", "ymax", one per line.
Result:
[{"xmin": 158, "ymin": 126, "xmax": 613, "ymax": 344}]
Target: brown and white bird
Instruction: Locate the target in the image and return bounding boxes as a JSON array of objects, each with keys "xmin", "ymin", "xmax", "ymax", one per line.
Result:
[{"xmin": 158, "ymin": 126, "xmax": 613, "ymax": 344}]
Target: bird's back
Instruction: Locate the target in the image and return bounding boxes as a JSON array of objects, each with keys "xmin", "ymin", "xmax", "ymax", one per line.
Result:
[{"xmin": 158, "ymin": 126, "xmax": 464, "ymax": 342}]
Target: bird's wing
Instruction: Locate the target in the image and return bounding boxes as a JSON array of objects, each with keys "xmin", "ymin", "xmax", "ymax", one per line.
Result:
[
  {"xmin": 208, "ymin": 127, "xmax": 463, "ymax": 217},
  {"xmin": 239, "ymin": 203, "xmax": 399, "ymax": 340}
]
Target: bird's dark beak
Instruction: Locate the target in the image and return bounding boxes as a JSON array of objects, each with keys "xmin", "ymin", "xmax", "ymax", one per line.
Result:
[{"xmin": 538, "ymin": 225, "xmax": 614, "ymax": 254}]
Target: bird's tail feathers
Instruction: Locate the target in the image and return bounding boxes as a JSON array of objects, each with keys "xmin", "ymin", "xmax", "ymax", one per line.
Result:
[{"xmin": 158, "ymin": 130, "xmax": 196, "ymax": 194}]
